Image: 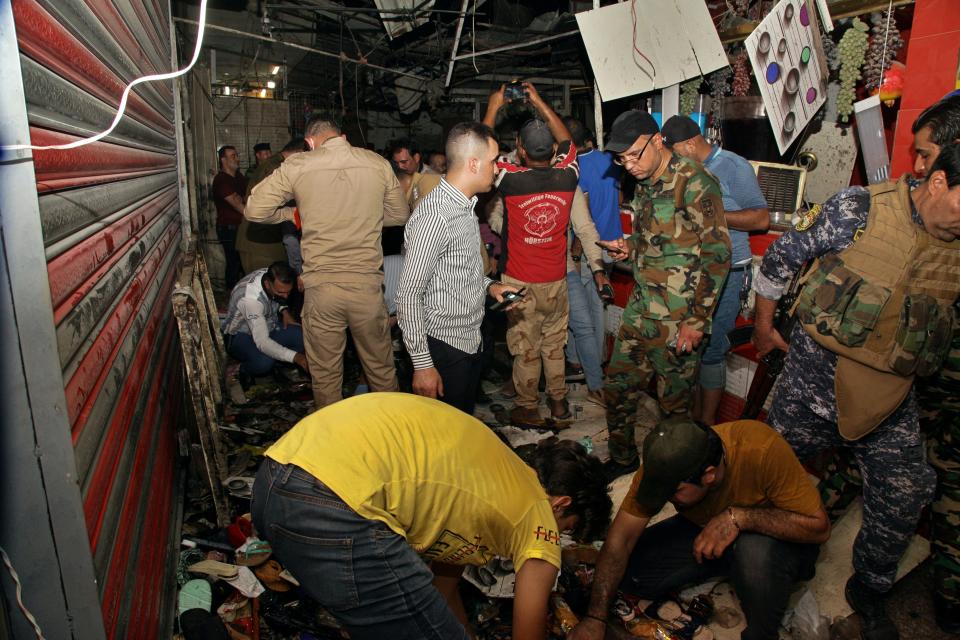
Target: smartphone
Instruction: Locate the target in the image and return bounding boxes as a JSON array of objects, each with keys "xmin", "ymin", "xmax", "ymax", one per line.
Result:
[
  {"xmin": 504, "ymin": 81, "xmax": 525, "ymax": 102},
  {"xmin": 599, "ymin": 283, "xmax": 615, "ymax": 303},
  {"xmin": 490, "ymin": 287, "xmax": 526, "ymax": 311}
]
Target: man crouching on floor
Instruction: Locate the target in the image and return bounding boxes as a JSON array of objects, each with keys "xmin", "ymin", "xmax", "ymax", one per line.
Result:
[
  {"xmin": 252, "ymin": 392, "xmax": 611, "ymax": 640},
  {"xmin": 570, "ymin": 418, "xmax": 830, "ymax": 640}
]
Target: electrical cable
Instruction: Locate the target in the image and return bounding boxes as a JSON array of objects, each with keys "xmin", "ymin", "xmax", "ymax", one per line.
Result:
[
  {"xmin": 0, "ymin": 546, "xmax": 45, "ymax": 639},
  {"xmin": 878, "ymin": 0, "xmax": 894, "ymax": 89},
  {"xmin": 471, "ymin": 0, "xmax": 480, "ymax": 75},
  {"xmin": 630, "ymin": 0, "xmax": 656, "ymax": 82},
  {"xmin": 3, "ymin": 0, "xmax": 211, "ymax": 152}
]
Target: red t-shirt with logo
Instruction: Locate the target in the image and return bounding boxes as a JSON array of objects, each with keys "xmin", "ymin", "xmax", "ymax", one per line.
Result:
[{"xmin": 496, "ymin": 141, "xmax": 579, "ymax": 283}]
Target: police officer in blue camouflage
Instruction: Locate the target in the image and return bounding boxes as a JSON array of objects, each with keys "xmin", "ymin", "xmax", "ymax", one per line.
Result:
[{"xmin": 752, "ymin": 143, "xmax": 960, "ymax": 640}]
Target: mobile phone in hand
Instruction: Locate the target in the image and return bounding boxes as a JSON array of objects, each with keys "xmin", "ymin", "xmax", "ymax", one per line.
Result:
[{"xmin": 490, "ymin": 287, "xmax": 526, "ymax": 311}]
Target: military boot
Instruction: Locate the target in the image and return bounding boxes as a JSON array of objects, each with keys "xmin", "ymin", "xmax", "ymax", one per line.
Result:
[{"xmin": 844, "ymin": 575, "xmax": 899, "ymax": 640}]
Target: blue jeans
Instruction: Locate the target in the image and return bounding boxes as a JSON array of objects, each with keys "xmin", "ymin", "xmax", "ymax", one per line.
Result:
[
  {"xmin": 700, "ymin": 266, "xmax": 749, "ymax": 390},
  {"xmin": 252, "ymin": 460, "xmax": 469, "ymax": 640},
  {"xmin": 217, "ymin": 224, "xmax": 243, "ymax": 290},
  {"xmin": 226, "ymin": 326, "xmax": 304, "ymax": 376},
  {"xmin": 622, "ymin": 515, "xmax": 819, "ymax": 640},
  {"xmin": 565, "ymin": 262, "xmax": 605, "ymax": 391}
]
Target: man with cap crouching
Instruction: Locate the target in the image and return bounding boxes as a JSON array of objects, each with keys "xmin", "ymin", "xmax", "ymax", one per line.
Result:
[{"xmin": 569, "ymin": 418, "xmax": 830, "ymax": 640}]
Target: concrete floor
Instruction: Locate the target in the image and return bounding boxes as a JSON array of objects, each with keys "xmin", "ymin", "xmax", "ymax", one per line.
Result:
[{"xmin": 475, "ymin": 380, "xmax": 938, "ymax": 640}]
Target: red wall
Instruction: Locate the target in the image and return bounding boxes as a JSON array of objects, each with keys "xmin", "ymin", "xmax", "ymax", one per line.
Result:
[{"xmin": 890, "ymin": 0, "xmax": 960, "ymax": 177}]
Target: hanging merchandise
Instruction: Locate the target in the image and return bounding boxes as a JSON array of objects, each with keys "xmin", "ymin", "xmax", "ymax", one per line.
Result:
[
  {"xmin": 836, "ymin": 18, "xmax": 869, "ymax": 123},
  {"xmin": 863, "ymin": 9, "xmax": 904, "ymax": 93},
  {"xmin": 732, "ymin": 54, "xmax": 751, "ymax": 97},
  {"xmin": 680, "ymin": 79, "xmax": 701, "ymax": 116}
]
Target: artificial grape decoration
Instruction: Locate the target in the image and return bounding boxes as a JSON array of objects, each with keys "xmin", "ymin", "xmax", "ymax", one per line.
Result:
[
  {"xmin": 863, "ymin": 10, "xmax": 904, "ymax": 92},
  {"xmin": 680, "ymin": 79, "xmax": 700, "ymax": 115},
  {"xmin": 837, "ymin": 18, "xmax": 869, "ymax": 123}
]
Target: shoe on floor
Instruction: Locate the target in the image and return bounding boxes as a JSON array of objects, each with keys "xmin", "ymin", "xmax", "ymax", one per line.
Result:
[
  {"xmin": 549, "ymin": 397, "xmax": 571, "ymax": 420},
  {"xmin": 510, "ymin": 405, "xmax": 546, "ymax": 428},
  {"xmin": 565, "ymin": 361, "xmax": 585, "ymax": 382},
  {"xmin": 844, "ymin": 575, "xmax": 899, "ymax": 640},
  {"xmin": 934, "ymin": 595, "xmax": 960, "ymax": 634},
  {"xmin": 499, "ymin": 379, "xmax": 517, "ymax": 399},
  {"xmin": 585, "ymin": 389, "xmax": 606, "ymax": 408},
  {"xmin": 602, "ymin": 458, "xmax": 640, "ymax": 483}
]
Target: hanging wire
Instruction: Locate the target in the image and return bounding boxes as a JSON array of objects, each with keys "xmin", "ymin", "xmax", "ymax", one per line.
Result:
[
  {"xmin": 1, "ymin": 547, "xmax": 45, "ymax": 639},
  {"xmin": 630, "ymin": 0, "xmax": 656, "ymax": 82},
  {"xmin": 878, "ymin": 0, "xmax": 895, "ymax": 89}
]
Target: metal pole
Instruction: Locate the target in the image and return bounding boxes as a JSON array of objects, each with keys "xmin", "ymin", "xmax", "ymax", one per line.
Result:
[
  {"xmin": 173, "ymin": 18, "xmax": 429, "ymax": 81},
  {"xmin": 444, "ymin": 0, "xmax": 471, "ymax": 88},
  {"xmin": 171, "ymin": 4, "xmax": 193, "ymax": 250},
  {"xmin": 592, "ymin": 0, "xmax": 603, "ymax": 149}
]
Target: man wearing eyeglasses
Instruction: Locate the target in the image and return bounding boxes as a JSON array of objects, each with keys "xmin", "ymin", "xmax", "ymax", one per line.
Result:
[
  {"xmin": 597, "ymin": 111, "xmax": 731, "ymax": 480},
  {"xmin": 568, "ymin": 418, "xmax": 830, "ymax": 640}
]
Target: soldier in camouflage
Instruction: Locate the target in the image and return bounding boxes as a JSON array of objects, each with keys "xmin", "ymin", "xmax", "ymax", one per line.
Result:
[
  {"xmin": 598, "ymin": 111, "xmax": 731, "ymax": 478},
  {"xmin": 752, "ymin": 143, "xmax": 960, "ymax": 639}
]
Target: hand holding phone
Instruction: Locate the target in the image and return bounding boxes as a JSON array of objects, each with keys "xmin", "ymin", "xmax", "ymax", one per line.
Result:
[{"xmin": 490, "ymin": 287, "xmax": 526, "ymax": 311}]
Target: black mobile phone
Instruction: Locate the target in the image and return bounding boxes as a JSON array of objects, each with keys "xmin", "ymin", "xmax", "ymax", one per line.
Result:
[
  {"xmin": 504, "ymin": 81, "xmax": 525, "ymax": 102},
  {"xmin": 490, "ymin": 287, "xmax": 526, "ymax": 311}
]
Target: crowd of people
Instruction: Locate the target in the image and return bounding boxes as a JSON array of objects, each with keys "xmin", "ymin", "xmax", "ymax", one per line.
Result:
[{"xmin": 209, "ymin": 87, "xmax": 960, "ymax": 640}]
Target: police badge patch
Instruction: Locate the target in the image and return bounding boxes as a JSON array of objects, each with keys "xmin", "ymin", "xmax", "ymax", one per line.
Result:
[{"xmin": 794, "ymin": 204, "xmax": 822, "ymax": 231}]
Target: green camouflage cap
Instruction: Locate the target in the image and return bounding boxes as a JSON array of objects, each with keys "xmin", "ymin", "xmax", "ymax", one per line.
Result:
[{"xmin": 634, "ymin": 417, "xmax": 714, "ymax": 513}]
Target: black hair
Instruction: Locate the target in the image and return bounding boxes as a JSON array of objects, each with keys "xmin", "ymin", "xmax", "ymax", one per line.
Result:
[
  {"xmin": 529, "ymin": 438, "xmax": 612, "ymax": 542},
  {"xmin": 445, "ymin": 122, "xmax": 498, "ymax": 169},
  {"xmin": 265, "ymin": 261, "xmax": 297, "ymax": 285},
  {"xmin": 929, "ymin": 141, "xmax": 960, "ymax": 187},
  {"xmin": 387, "ymin": 138, "xmax": 420, "ymax": 158},
  {"xmin": 912, "ymin": 96, "xmax": 960, "ymax": 145},
  {"xmin": 563, "ymin": 116, "xmax": 590, "ymax": 149},
  {"xmin": 304, "ymin": 116, "xmax": 340, "ymax": 138},
  {"xmin": 283, "ymin": 137, "xmax": 308, "ymax": 153},
  {"xmin": 684, "ymin": 423, "xmax": 725, "ymax": 486},
  {"xmin": 218, "ymin": 145, "xmax": 236, "ymax": 159}
]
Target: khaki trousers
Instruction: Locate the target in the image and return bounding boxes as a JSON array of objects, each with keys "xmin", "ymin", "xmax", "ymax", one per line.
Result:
[
  {"xmin": 302, "ymin": 282, "xmax": 398, "ymax": 408},
  {"xmin": 503, "ymin": 275, "xmax": 569, "ymax": 409}
]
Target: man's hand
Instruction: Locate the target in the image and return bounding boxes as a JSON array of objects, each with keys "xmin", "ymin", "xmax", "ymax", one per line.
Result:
[
  {"xmin": 412, "ymin": 367, "xmax": 444, "ymax": 399},
  {"xmin": 675, "ymin": 323, "xmax": 704, "ymax": 356},
  {"xmin": 693, "ymin": 510, "xmax": 740, "ymax": 563},
  {"xmin": 523, "ymin": 81, "xmax": 544, "ymax": 108},
  {"xmin": 483, "ymin": 85, "xmax": 507, "ymax": 127},
  {"xmin": 281, "ymin": 309, "xmax": 300, "ymax": 329},
  {"xmin": 568, "ymin": 617, "xmax": 606, "ymax": 640},
  {"xmin": 296, "ymin": 275, "xmax": 304, "ymax": 292},
  {"xmin": 293, "ymin": 352, "xmax": 309, "ymax": 372},
  {"xmin": 596, "ymin": 238, "xmax": 629, "ymax": 261},
  {"xmin": 593, "ymin": 271, "xmax": 613, "ymax": 303},
  {"xmin": 751, "ymin": 325, "xmax": 789, "ymax": 358},
  {"xmin": 489, "ymin": 282, "xmax": 524, "ymax": 310}
]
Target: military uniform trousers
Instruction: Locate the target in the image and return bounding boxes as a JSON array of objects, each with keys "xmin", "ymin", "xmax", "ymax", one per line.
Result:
[
  {"xmin": 503, "ymin": 275, "xmax": 569, "ymax": 409},
  {"xmin": 767, "ymin": 324, "xmax": 936, "ymax": 592},
  {"xmin": 604, "ymin": 299, "xmax": 699, "ymax": 465},
  {"xmin": 302, "ymin": 282, "xmax": 398, "ymax": 409}
]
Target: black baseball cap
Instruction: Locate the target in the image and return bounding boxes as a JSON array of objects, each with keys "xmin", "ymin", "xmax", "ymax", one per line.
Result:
[
  {"xmin": 605, "ymin": 110, "xmax": 660, "ymax": 153},
  {"xmin": 253, "ymin": 142, "xmax": 271, "ymax": 153},
  {"xmin": 519, "ymin": 119, "xmax": 555, "ymax": 157},
  {"xmin": 661, "ymin": 115, "xmax": 702, "ymax": 147},
  {"xmin": 634, "ymin": 417, "xmax": 716, "ymax": 513}
]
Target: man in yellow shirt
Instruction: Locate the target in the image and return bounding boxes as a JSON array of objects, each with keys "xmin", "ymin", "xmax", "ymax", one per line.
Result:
[
  {"xmin": 252, "ymin": 393, "xmax": 611, "ymax": 640},
  {"xmin": 570, "ymin": 419, "xmax": 830, "ymax": 640}
]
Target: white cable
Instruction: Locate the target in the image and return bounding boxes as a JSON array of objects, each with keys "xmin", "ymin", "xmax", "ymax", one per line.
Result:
[
  {"xmin": 2, "ymin": 0, "xmax": 210, "ymax": 152},
  {"xmin": 878, "ymin": 0, "xmax": 894, "ymax": 90},
  {"xmin": 0, "ymin": 546, "xmax": 45, "ymax": 639}
]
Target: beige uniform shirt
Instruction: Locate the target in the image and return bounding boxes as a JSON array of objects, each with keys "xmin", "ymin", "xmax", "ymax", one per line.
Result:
[{"xmin": 245, "ymin": 136, "xmax": 409, "ymax": 288}]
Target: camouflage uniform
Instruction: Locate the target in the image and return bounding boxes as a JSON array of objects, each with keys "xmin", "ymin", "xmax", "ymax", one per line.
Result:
[
  {"xmin": 605, "ymin": 154, "xmax": 731, "ymax": 465},
  {"xmin": 754, "ymin": 186, "xmax": 938, "ymax": 593},
  {"xmin": 920, "ymin": 324, "xmax": 960, "ymax": 608}
]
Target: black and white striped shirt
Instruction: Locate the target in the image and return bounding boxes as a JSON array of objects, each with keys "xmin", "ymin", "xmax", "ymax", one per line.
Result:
[{"xmin": 397, "ymin": 178, "xmax": 493, "ymax": 369}]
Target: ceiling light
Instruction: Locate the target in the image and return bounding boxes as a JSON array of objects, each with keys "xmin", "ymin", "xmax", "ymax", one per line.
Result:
[
  {"xmin": 224, "ymin": 86, "xmax": 231, "ymax": 95},
  {"xmin": 259, "ymin": 88, "xmax": 267, "ymax": 98},
  {"xmin": 267, "ymin": 81, "xmax": 276, "ymax": 89},
  {"xmin": 271, "ymin": 65, "xmax": 280, "ymax": 75}
]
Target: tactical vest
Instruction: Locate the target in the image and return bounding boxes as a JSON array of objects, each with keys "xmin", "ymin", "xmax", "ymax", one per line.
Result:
[{"xmin": 794, "ymin": 176, "xmax": 960, "ymax": 439}]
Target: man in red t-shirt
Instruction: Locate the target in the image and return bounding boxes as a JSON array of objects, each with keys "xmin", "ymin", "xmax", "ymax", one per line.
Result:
[
  {"xmin": 213, "ymin": 145, "xmax": 248, "ymax": 289},
  {"xmin": 483, "ymin": 83, "xmax": 605, "ymax": 425}
]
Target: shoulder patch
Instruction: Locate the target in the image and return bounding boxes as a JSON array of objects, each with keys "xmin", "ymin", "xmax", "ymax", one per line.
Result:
[
  {"xmin": 700, "ymin": 194, "xmax": 717, "ymax": 218},
  {"xmin": 794, "ymin": 204, "xmax": 822, "ymax": 231}
]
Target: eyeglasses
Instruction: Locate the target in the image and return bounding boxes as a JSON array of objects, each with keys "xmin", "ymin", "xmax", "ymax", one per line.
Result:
[{"xmin": 613, "ymin": 135, "xmax": 654, "ymax": 166}]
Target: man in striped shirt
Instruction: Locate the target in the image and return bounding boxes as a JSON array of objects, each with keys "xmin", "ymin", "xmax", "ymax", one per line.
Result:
[{"xmin": 397, "ymin": 122, "xmax": 521, "ymax": 415}]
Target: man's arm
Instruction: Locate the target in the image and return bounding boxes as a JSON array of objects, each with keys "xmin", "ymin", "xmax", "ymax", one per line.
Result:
[
  {"xmin": 724, "ymin": 208, "xmax": 770, "ymax": 232},
  {"xmin": 568, "ymin": 510, "xmax": 650, "ymax": 640},
  {"xmin": 569, "ymin": 187, "xmax": 604, "ymax": 272},
  {"xmin": 482, "ymin": 85, "xmax": 506, "ymax": 128},
  {"xmin": 431, "ymin": 563, "xmax": 474, "ymax": 638},
  {"xmin": 693, "ymin": 505, "xmax": 829, "ymax": 563},
  {"xmin": 396, "ymin": 210, "xmax": 445, "ymax": 372},
  {"xmin": 240, "ymin": 298, "xmax": 298, "ymax": 363},
  {"xmin": 512, "ymin": 558, "xmax": 559, "ymax": 640},
  {"xmin": 245, "ymin": 163, "xmax": 296, "ymax": 224},
  {"xmin": 383, "ymin": 163, "xmax": 411, "ymax": 227},
  {"xmin": 685, "ymin": 185, "xmax": 731, "ymax": 335}
]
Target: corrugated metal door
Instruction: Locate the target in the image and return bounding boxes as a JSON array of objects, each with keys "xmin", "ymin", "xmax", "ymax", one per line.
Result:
[{"xmin": 7, "ymin": 0, "xmax": 185, "ymax": 637}]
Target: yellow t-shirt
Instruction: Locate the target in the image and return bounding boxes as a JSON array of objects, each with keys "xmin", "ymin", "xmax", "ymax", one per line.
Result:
[
  {"xmin": 620, "ymin": 420, "xmax": 823, "ymax": 526},
  {"xmin": 265, "ymin": 393, "xmax": 562, "ymax": 571}
]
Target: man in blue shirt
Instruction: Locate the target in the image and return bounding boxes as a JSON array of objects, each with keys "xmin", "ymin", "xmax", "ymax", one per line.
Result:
[{"xmin": 661, "ymin": 116, "xmax": 769, "ymax": 424}]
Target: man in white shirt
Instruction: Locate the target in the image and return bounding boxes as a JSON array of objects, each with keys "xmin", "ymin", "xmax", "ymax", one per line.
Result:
[{"xmin": 222, "ymin": 261, "xmax": 308, "ymax": 383}]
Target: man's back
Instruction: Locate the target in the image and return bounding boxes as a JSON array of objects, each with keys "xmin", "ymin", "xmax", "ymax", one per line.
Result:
[
  {"xmin": 578, "ymin": 149, "xmax": 622, "ymax": 241},
  {"xmin": 251, "ymin": 137, "xmax": 408, "ymax": 287}
]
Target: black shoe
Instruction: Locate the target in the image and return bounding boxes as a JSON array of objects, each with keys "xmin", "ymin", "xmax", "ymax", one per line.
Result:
[
  {"xmin": 602, "ymin": 458, "xmax": 640, "ymax": 483},
  {"xmin": 844, "ymin": 575, "xmax": 899, "ymax": 640},
  {"xmin": 935, "ymin": 595, "xmax": 960, "ymax": 634},
  {"xmin": 565, "ymin": 362, "xmax": 585, "ymax": 382}
]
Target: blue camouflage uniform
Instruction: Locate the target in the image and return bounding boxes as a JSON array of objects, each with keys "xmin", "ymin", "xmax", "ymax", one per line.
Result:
[{"xmin": 753, "ymin": 186, "xmax": 937, "ymax": 593}]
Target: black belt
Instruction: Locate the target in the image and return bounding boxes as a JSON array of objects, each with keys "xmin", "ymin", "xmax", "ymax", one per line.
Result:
[{"xmin": 729, "ymin": 263, "xmax": 752, "ymax": 272}]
